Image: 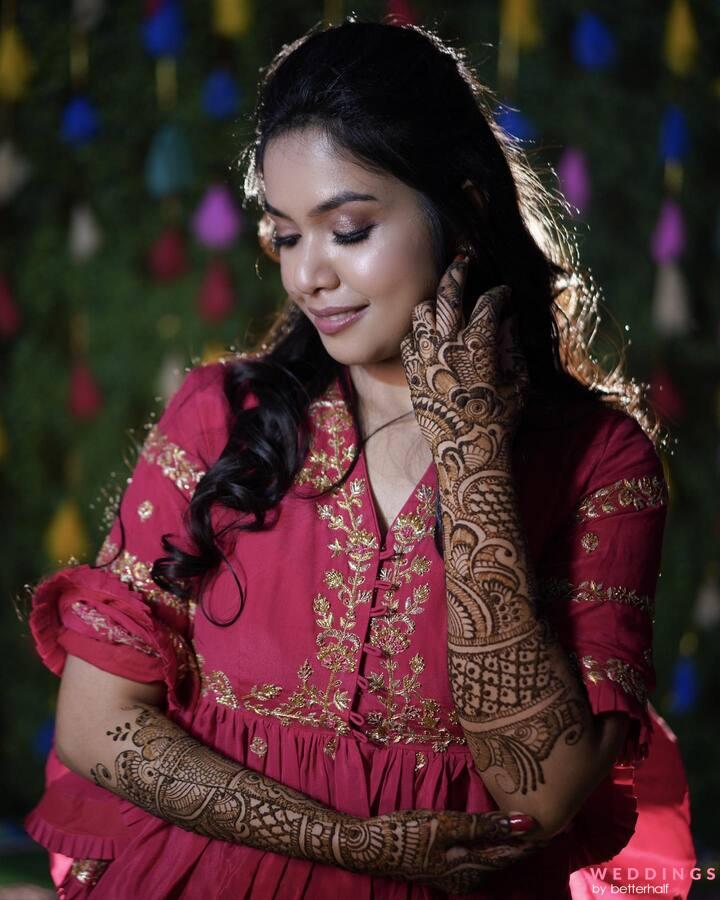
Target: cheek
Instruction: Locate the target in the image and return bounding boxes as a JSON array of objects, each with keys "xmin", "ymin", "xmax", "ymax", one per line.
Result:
[{"xmin": 349, "ymin": 234, "xmax": 437, "ymax": 310}]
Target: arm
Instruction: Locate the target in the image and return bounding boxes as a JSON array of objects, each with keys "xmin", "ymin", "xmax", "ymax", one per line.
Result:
[
  {"xmin": 55, "ymin": 654, "xmax": 534, "ymax": 891},
  {"xmin": 401, "ymin": 257, "xmax": 632, "ymax": 841}
]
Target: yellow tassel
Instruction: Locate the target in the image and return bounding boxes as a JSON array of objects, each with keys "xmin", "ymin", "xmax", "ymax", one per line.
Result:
[
  {"xmin": 201, "ymin": 341, "xmax": 228, "ymax": 364},
  {"xmin": 664, "ymin": 0, "xmax": 698, "ymax": 76},
  {"xmin": 500, "ymin": 0, "xmax": 543, "ymax": 50},
  {"xmin": 0, "ymin": 25, "xmax": 35, "ymax": 102},
  {"xmin": 212, "ymin": 0, "xmax": 252, "ymax": 38},
  {"xmin": 45, "ymin": 498, "xmax": 90, "ymax": 564}
]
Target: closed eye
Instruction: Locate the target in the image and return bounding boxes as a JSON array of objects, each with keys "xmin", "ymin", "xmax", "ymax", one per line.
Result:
[{"xmin": 271, "ymin": 225, "xmax": 376, "ymax": 251}]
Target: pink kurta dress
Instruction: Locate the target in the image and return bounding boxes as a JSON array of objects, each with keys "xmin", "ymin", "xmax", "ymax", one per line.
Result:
[{"xmin": 23, "ymin": 359, "xmax": 693, "ymax": 898}]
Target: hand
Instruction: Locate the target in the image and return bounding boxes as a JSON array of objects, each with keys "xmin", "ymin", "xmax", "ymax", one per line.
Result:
[
  {"xmin": 400, "ymin": 254, "xmax": 529, "ymax": 469},
  {"xmin": 344, "ymin": 808, "xmax": 542, "ymax": 893}
]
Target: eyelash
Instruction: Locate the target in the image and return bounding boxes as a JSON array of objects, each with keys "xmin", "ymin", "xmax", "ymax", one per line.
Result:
[{"xmin": 271, "ymin": 225, "xmax": 375, "ymax": 251}]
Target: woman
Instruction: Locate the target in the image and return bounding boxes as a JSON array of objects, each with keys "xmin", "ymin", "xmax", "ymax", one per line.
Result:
[{"xmin": 23, "ymin": 17, "xmax": 691, "ymax": 900}]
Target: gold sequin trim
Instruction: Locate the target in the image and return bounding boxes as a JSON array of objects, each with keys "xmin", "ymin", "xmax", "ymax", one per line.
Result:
[
  {"xmin": 571, "ymin": 653, "xmax": 648, "ymax": 705},
  {"xmin": 69, "ymin": 601, "xmax": 159, "ymax": 657},
  {"xmin": 415, "ymin": 751, "xmax": 427, "ymax": 772},
  {"xmin": 293, "ymin": 383, "xmax": 355, "ymax": 492},
  {"xmin": 576, "ymin": 474, "xmax": 667, "ymax": 525},
  {"xmin": 250, "ymin": 736, "xmax": 268, "ymax": 757},
  {"xmin": 137, "ymin": 499, "xmax": 154, "ymax": 521},
  {"xmin": 95, "ymin": 537, "xmax": 190, "ymax": 614},
  {"xmin": 197, "ymin": 652, "xmax": 240, "ymax": 709},
  {"xmin": 141, "ymin": 424, "xmax": 206, "ymax": 494},
  {"xmin": 581, "ymin": 532, "xmax": 599, "ymax": 553},
  {"xmin": 70, "ymin": 859, "xmax": 109, "ymax": 885},
  {"xmin": 538, "ymin": 577, "xmax": 654, "ymax": 619}
]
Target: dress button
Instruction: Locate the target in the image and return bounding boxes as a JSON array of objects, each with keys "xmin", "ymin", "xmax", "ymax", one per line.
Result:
[
  {"xmin": 378, "ymin": 545, "xmax": 396, "ymax": 560},
  {"xmin": 356, "ymin": 675, "xmax": 369, "ymax": 691},
  {"xmin": 369, "ymin": 604, "xmax": 389, "ymax": 617},
  {"xmin": 348, "ymin": 711, "xmax": 365, "ymax": 726}
]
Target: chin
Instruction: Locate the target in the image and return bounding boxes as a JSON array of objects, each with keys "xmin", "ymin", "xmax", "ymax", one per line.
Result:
[{"xmin": 319, "ymin": 339, "xmax": 403, "ymax": 367}]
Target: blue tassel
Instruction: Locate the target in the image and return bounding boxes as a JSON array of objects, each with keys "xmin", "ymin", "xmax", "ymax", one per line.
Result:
[
  {"xmin": 496, "ymin": 106, "xmax": 536, "ymax": 143},
  {"xmin": 572, "ymin": 13, "xmax": 617, "ymax": 69},
  {"xmin": 142, "ymin": 0, "xmax": 185, "ymax": 58},
  {"xmin": 669, "ymin": 654, "xmax": 698, "ymax": 714},
  {"xmin": 60, "ymin": 95, "xmax": 100, "ymax": 145},
  {"xmin": 32, "ymin": 716, "xmax": 55, "ymax": 758},
  {"xmin": 660, "ymin": 104, "xmax": 689, "ymax": 163},
  {"xmin": 203, "ymin": 69, "xmax": 242, "ymax": 119}
]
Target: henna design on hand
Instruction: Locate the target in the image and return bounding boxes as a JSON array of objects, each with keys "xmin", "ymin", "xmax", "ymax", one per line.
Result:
[
  {"xmin": 90, "ymin": 704, "xmax": 539, "ymax": 888},
  {"xmin": 401, "ymin": 257, "xmax": 591, "ymax": 800}
]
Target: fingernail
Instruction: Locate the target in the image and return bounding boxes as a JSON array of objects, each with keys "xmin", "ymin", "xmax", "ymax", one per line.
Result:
[{"xmin": 509, "ymin": 814, "xmax": 536, "ymax": 834}]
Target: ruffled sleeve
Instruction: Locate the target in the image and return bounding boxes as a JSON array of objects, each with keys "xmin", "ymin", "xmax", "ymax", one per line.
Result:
[
  {"xmin": 28, "ymin": 360, "xmax": 231, "ymax": 715},
  {"xmin": 534, "ymin": 410, "xmax": 668, "ymax": 765}
]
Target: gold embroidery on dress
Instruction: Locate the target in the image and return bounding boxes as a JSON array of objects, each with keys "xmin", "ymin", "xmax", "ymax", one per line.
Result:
[
  {"xmin": 538, "ymin": 576, "xmax": 654, "ymax": 620},
  {"xmin": 95, "ymin": 537, "xmax": 189, "ymax": 614},
  {"xmin": 581, "ymin": 532, "xmax": 599, "ymax": 553},
  {"xmin": 196, "ymin": 652, "xmax": 241, "ymax": 709},
  {"xmin": 364, "ymin": 486, "xmax": 466, "ymax": 752},
  {"xmin": 137, "ymin": 499, "xmax": 154, "ymax": 521},
  {"xmin": 293, "ymin": 382, "xmax": 355, "ymax": 491},
  {"xmin": 141, "ymin": 424, "xmax": 206, "ymax": 494},
  {"xmin": 576, "ymin": 475, "xmax": 667, "ymax": 524},
  {"xmin": 250, "ymin": 736, "xmax": 268, "ymax": 757},
  {"xmin": 70, "ymin": 859, "xmax": 109, "ymax": 885},
  {"xmin": 571, "ymin": 652, "xmax": 648, "ymax": 705},
  {"xmin": 69, "ymin": 600, "xmax": 160, "ymax": 657}
]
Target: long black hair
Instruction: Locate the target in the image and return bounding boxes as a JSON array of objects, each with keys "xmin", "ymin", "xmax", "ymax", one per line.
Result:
[{"xmin": 107, "ymin": 18, "xmax": 666, "ymax": 626}]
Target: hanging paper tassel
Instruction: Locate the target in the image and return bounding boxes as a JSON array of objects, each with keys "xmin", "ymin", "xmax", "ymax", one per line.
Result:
[
  {"xmin": 0, "ymin": 138, "xmax": 33, "ymax": 203},
  {"xmin": 500, "ymin": 0, "xmax": 542, "ymax": 50},
  {"xmin": 495, "ymin": 106, "xmax": 537, "ymax": 143},
  {"xmin": 145, "ymin": 123, "xmax": 195, "ymax": 198},
  {"xmin": 72, "ymin": 0, "xmax": 107, "ymax": 32},
  {"xmin": 651, "ymin": 198, "xmax": 686, "ymax": 263},
  {"xmin": 202, "ymin": 69, "xmax": 242, "ymax": 120},
  {"xmin": 192, "ymin": 184, "xmax": 243, "ymax": 250},
  {"xmin": 147, "ymin": 226, "xmax": 188, "ymax": 281},
  {"xmin": 142, "ymin": 0, "xmax": 185, "ymax": 58},
  {"xmin": 668, "ymin": 632, "xmax": 699, "ymax": 714},
  {"xmin": 197, "ymin": 258, "xmax": 235, "ymax": 323},
  {"xmin": 201, "ymin": 341, "xmax": 230, "ymax": 364},
  {"xmin": 693, "ymin": 564, "xmax": 720, "ymax": 631},
  {"xmin": 212, "ymin": 0, "xmax": 252, "ymax": 38},
  {"xmin": 664, "ymin": 0, "xmax": 698, "ymax": 77},
  {"xmin": 69, "ymin": 357, "xmax": 103, "ymax": 419},
  {"xmin": 60, "ymin": 95, "xmax": 100, "ymax": 145},
  {"xmin": 386, "ymin": 0, "xmax": 418, "ymax": 26},
  {"xmin": 648, "ymin": 365, "xmax": 686, "ymax": 423},
  {"xmin": 557, "ymin": 146, "xmax": 590, "ymax": 215},
  {"xmin": 0, "ymin": 23, "xmax": 35, "ymax": 102},
  {"xmin": 0, "ymin": 275, "xmax": 21, "ymax": 338},
  {"xmin": 660, "ymin": 105, "xmax": 689, "ymax": 165},
  {"xmin": 44, "ymin": 497, "xmax": 90, "ymax": 563},
  {"xmin": 156, "ymin": 351, "xmax": 186, "ymax": 402},
  {"xmin": 571, "ymin": 13, "xmax": 616, "ymax": 70},
  {"xmin": 651, "ymin": 262, "xmax": 692, "ymax": 337},
  {"xmin": 68, "ymin": 202, "xmax": 103, "ymax": 262}
]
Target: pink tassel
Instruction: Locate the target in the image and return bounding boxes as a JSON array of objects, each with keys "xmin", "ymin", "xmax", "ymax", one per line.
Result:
[
  {"xmin": 651, "ymin": 198, "xmax": 686, "ymax": 263},
  {"xmin": 0, "ymin": 275, "xmax": 21, "ymax": 337},
  {"xmin": 386, "ymin": 0, "xmax": 418, "ymax": 25},
  {"xmin": 197, "ymin": 258, "xmax": 235, "ymax": 323},
  {"xmin": 69, "ymin": 357, "xmax": 103, "ymax": 419},
  {"xmin": 557, "ymin": 146, "xmax": 591, "ymax": 215},
  {"xmin": 648, "ymin": 365, "xmax": 685, "ymax": 423},
  {"xmin": 147, "ymin": 226, "xmax": 188, "ymax": 281},
  {"xmin": 192, "ymin": 184, "xmax": 243, "ymax": 250}
]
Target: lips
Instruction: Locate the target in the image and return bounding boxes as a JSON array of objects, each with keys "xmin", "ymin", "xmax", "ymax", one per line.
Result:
[
  {"xmin": 308, "ymin": 304, "xmax": 369, "ymax": 336},
  {"xmin": 307, "ymin": 304, "xmax": 368, "ymax": 318}
]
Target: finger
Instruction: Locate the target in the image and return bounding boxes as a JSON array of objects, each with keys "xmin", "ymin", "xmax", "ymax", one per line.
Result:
[
  {"xmin": 466, "ymin": 284, "xmax": 512, "ymax": 342},
  {"xmin": 435, "ymin": 253, "xmax": 468, "ymax": 339}
]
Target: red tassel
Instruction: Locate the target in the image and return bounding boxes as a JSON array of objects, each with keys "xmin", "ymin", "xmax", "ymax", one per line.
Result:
[
  {"xmin": 69, "ymin": 357, "xmax": 103, "ymax": 419},
  {"xmin": 386, "ymin": 0, "xmax": 418, "ymax": 25},
  {"xmin": 197, "ymin": 258, "xmax": 235, "ymax": 323},
  {"xmin": 647, "ymin": 366, "xmax": 685, "ymax": 423},
  {"xmin": 0, "ymin": 275, "xmax": 21, "ymax": 337},
  {"xmin": 147, "ymin": 226, "xmax": 188, "ymax": 282}
]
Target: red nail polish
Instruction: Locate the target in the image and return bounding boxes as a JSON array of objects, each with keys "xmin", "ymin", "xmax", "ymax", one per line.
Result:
[{"xmin": 509, "ymin": 814, "xmax": 536, "ymax": 834}]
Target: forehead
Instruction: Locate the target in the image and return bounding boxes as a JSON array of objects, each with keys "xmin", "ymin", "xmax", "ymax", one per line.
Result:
[{"xmin": 261, "ymin": 127, "xmax": 403, "ymax": 212}]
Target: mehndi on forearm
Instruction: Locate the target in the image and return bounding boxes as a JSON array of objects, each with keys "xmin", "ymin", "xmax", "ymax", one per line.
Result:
[{"xmin": 435, "ymin": 429, "xmax": 595, "ymax": 803}]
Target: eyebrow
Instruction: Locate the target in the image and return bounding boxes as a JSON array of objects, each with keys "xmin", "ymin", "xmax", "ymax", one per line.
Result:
[{"xmin": 263, "ymin": 190, "xmax": 379, "ymax": 220}]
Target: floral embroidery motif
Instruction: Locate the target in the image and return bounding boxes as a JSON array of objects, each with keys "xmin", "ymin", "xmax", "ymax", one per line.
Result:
[
  {"xmin": 141, "ymin": 424, "xmax": 206, "ymax": 495},
  {"xmin": 70, "ymin": 859, "xmax": 109, "ymax": 885},
  {"xmin": 69, "ymin": 600, "xmax": 159, "ymax": 657},
  {"xmin": 538, "ymin": 576, "xmax": 654, "ymax": 619},
  {"xmin": 293, "ymin": 383, "xmax": 355, "ymax": 492},
  {"xmin": 571, "ymin": 653, "xmax": 648, "ymax": 705},
  {"xmin": 137, "ymin": 499, "xmax": 154, "ymax": 521},
  {"xmin": 95, "ymin": 537, "xmax": 189, "ymax": 614},
  {"xmin": 415, "ymin": 751, "xmax": 427, "ymax": 772},
  {"xmin": 576, "ymin": 475, "xmax": 667, "ymax": 525},
  {"xmin": 196, "ymin": 652, "xmax": 241, "ymax": 709},
  {"xmin": 250, "ymin": 737, "xmax": 268, "ymax": 758},
  {"xmin": 363, "ymin": 488, "xmax": 465, "ymax": 752},
  {"xmin": 581, "ymin": 532, "xmax": 599, "ymax": 553}
]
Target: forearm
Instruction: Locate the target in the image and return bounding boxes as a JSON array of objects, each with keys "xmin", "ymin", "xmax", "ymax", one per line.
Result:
[
  {"xmin": 59, "ymin": 701, "xmax": 391, "ymax": 873},
  {"xmin": 436, "ymin": 440, "xmax": 606, "ymax": 833}
]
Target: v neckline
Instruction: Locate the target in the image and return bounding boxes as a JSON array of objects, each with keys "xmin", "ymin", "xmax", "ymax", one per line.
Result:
[{"xmin": 337, "ymin": 366, "xmax": 436, "ymax": 547}]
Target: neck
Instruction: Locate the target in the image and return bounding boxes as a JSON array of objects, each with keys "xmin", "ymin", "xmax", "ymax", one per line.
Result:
[{"xmin": 348, "ymin": 356, "xmax": 415, "ymax": 435}]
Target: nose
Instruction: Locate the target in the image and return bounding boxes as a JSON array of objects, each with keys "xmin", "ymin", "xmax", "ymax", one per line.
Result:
[{"xmin": 292, "ymin": 234, "xmax": 340, "ymax": 300}]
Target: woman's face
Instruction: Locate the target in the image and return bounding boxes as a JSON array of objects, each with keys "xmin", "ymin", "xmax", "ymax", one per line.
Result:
[{"xmin": 261, "ymin": 127, "xmax": 440, "ymax": 366}]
